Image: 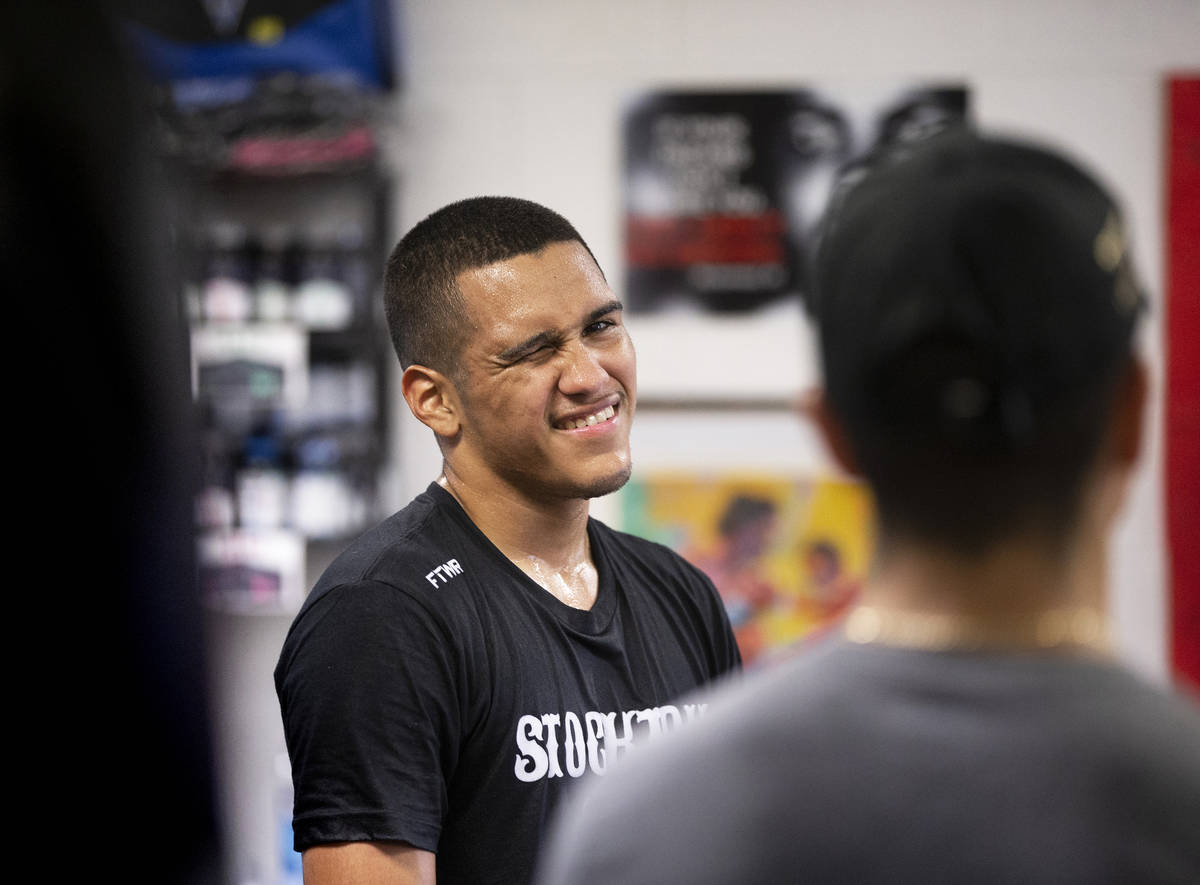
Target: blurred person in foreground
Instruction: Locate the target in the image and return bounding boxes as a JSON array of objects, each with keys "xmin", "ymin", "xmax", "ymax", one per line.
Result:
[
  {"xmin": 536, "ymin": 128, "xmax": 1200, "ymax": 884},
  {"xmin": 3, "ymin": 1, "xmax": 221, "ymax": 882},
  {"xmin": 274, "ymin": 196, "xmax": 741, "ymax": 885}
]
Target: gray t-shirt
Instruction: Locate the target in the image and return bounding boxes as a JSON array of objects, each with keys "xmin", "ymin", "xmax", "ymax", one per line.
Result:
[{"xmin": 537, "ymin": 634, "xmax": 1200, "ymax": 884}]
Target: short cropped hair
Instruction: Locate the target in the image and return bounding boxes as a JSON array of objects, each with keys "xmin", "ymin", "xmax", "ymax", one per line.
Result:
[
  {"xmin": 809, "ymin": 128, "xmax": 1145, "ymax": 556},
  {"xmin": 383, "ymin": 196, "xmax": 599, "ymax": 376}
]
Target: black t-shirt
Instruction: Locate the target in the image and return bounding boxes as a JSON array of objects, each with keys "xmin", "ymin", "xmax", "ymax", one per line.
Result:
[{"xmin": 274, "ymin": 483, "xmax": 741, "ymax": 884}]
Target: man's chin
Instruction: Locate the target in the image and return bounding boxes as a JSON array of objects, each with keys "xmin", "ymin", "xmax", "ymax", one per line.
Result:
[{"xmin": 579, "ymin": 463, "xmax": 633, "ymax": 500}]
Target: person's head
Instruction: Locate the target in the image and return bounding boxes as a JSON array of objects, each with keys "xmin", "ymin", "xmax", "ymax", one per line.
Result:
[
  {"xmin": 384, "ymin": 196, "xmax": 601, "ymax": 378},
  {"xmin": 391, "ymin": 197, "xmax": 637, "ymax": 504},
  {"xmin": 806, "ymin": 127, "xmax": 1147, "ymax": 559},
  {"xmin": 717, "ymin": 495, "xmax": 778, "ymax": 560},
  {"xmin": 806, "ymin": 541, "xmax": 841, "ymax": 584}
]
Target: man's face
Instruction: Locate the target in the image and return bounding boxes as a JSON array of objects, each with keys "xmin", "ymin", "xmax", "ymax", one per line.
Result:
[{"xmin": 448, "ymin": 240, "xmax": 637, "ymax": 504}]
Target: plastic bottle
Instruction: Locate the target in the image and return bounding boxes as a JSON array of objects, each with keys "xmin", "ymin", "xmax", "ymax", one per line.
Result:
[
  {"xmin": 195, "ymin": 442, "xmax": 235, "ymax": 530},
  {"xmin": 236, "ymin": 431, "xmax": 288, "ymax": 529},
  {"xmin": 289, "ymin": 435, "xmax": 355, "ymax": 538},
  {"xmin": 334, "ymin": 220, "xmax": 371, "ymax": 322},
  {"xmin": 201, "ymin": 220, "xmax": 254, "ymax": 324},
  {"xmin": 253, "ymin": 225, "xmax": 295, "ymax": 323},
  {"xmin": 293, "ymin": 224, "xmax": 353, "ymax": 330}
]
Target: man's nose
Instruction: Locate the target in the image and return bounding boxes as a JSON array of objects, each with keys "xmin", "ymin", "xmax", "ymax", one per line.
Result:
[{"xmin": 558, "ymin": 342, "xmax": 608, "ymax": 395}]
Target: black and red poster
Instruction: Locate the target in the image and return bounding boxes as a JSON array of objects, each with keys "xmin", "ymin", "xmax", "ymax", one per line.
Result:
[{"xmin": 621, "ymin": 84, "xmax": 970, "ymax": 315}]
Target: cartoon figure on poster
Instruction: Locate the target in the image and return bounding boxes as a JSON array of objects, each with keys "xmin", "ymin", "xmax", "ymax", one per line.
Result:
[
  {"xmin": 623, "ymin": 473, "xmax": 872, "ymax": 667},
  {"xmin": 684, "ymin": 493, "xmax": 782, "ymax": 663}
]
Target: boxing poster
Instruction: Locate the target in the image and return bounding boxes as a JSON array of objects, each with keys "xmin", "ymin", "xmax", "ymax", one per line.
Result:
[
  {"xmin": 622, "ymin": 82, "xmax": 970, "ymax": 402},
  {"xmin": 622, "ymin": 83, "xmax": 970, "ymax": 315},
  {"xmin": 622, "ymin": 471, "xmax": 873, "ymax": 669}
]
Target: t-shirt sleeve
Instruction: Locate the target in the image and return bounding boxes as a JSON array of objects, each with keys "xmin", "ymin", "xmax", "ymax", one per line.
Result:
[{"xmin": 275, "ymin": 579, "xmax": 461, "ymax": 853}]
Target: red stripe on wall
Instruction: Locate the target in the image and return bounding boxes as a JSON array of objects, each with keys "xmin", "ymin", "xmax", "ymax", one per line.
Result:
[{"xmin": 1166, "ymin": 75, "xmax": 1200, "ymax": 689}]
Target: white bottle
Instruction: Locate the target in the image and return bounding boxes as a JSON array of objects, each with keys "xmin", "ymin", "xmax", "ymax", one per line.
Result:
[
  {"xmin": 236, "ymin": 433, "xmax": 288, "ymax": 530},
  {"xmin": 293, "ymin": 224, "xmax": 353, "ymax": 330},
  {"xmin": 253, "ymin": 225, "xmax": 294, "ymax": 323},
  {"xmin": 202, "ymin": 221, "xmax": 253, "ymax": 324}
]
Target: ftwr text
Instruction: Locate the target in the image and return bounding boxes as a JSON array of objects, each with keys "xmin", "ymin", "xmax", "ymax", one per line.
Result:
[{"xmin": 426, "ymin": 559, "xmax": 464, "ymax": 587}]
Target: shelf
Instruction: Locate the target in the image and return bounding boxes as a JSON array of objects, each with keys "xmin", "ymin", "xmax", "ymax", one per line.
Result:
[{"xmin": 173, "ymin": 148, "xmax": 394, "ymax": 604}]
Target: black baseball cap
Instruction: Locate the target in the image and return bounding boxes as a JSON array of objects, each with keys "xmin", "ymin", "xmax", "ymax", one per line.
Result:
[{"xmin": 809, "ymin": 126, "xmax": 1146, "ymax": 453}]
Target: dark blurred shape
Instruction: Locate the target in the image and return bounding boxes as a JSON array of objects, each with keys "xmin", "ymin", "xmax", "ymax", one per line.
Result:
[
  {"xmin": 1, "ymin": 1, "xmax": 221, "ymax": 881},
  {"xmin": 810, "ymin": 127, "xmax": 1146, "ymax": 554}
]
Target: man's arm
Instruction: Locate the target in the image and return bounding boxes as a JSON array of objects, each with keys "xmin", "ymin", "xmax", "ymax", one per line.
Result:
[
  {"xmin": 278, "ymin": 582, "xmax": 458, "ymax": 873},
  {"xmin": 303, "ymin": 841, "xmax": 436, "ymax": 885}
]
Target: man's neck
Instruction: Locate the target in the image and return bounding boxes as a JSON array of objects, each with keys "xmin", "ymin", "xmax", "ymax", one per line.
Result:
[
  {"xmin": 849, "ymin": 527, "xmax": 1111, "ymax": 654},
  {"xmin": 436, "ymin": 466, "xmax": 599, "ymax": 609}
]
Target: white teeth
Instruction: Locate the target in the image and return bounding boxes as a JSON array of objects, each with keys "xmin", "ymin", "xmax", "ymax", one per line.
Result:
[{"xmin": 563, "ymin": 405, "xmax": 615, "ymax": 430}]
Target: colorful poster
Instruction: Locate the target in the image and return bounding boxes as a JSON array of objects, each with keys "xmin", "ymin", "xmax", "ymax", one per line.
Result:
[
  {"xmin": 622, "ymin": 83, "xmax": 970, "ymax": 315},
  {"xmin": 622, "ymin": 472, "xmax": 873, "ymax": 668}
]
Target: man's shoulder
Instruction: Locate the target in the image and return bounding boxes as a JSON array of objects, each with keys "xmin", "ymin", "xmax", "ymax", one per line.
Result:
[
  {"xmin": 1067, "ymin": 660, "xmax": 1200, "ymax": 771},
  {"xmin": 277, "ymin": 487, "xmax": 480, "ymax": 672},
  {"xmin": 306, "ymin": 485, "xmax": 471, "ymax": 603}
]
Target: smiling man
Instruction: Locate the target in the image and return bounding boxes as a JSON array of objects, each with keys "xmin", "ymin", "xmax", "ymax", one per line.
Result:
[{"xmin": 274, "ymin": 196, "xmax": 741, "ymax": 885}]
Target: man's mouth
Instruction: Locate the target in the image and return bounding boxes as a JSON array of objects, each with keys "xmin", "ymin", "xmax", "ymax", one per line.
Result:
[{"xmin": 555, "ymin": 404, "xmax": 617, "ymax": 430}]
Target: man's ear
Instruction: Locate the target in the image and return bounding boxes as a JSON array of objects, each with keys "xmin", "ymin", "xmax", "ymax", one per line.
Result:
[
  {"xmin": 1110, "ymin": 353, "xmax": 1149, "ymax": 468},
  {"xmin": 402, "ymin": 364, "xmax": 463, "ymax": 439},
  {"xmin": 1084, "ymin": 353, "xmax": 1149, "ymax": 532},
  {"xmin": 797, "ymin": 388, "xmax": 861, "ymax": 477}
]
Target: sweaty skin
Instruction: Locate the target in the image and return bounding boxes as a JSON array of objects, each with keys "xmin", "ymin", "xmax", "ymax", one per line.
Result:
[{"xmin": 409, "ymin": 240, "xmax": 638, "ymax": 612}]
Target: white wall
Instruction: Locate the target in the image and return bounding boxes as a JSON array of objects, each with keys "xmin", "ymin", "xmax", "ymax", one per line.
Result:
[{"xmin": 383, "ymin": 0, "xmax": 1200, "ymax": 682}]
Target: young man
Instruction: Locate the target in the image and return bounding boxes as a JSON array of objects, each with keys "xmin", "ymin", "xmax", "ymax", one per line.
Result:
[
  {"xmin": 274, "ymin": 196, "xmax": 741, "ymax": 885},
  {"xmin": 537, "ymin": 129, "xmax": 1200, "ymax": 884}
]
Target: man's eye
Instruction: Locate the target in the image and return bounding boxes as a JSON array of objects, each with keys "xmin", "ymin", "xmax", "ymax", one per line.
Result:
[
  {"xmin": 586, "ymin": 320, "xmax": 615, "ymax": 335},
  {"xmin": 516, "ymin": 344, "xmax": 552, "ymax": 362}
]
